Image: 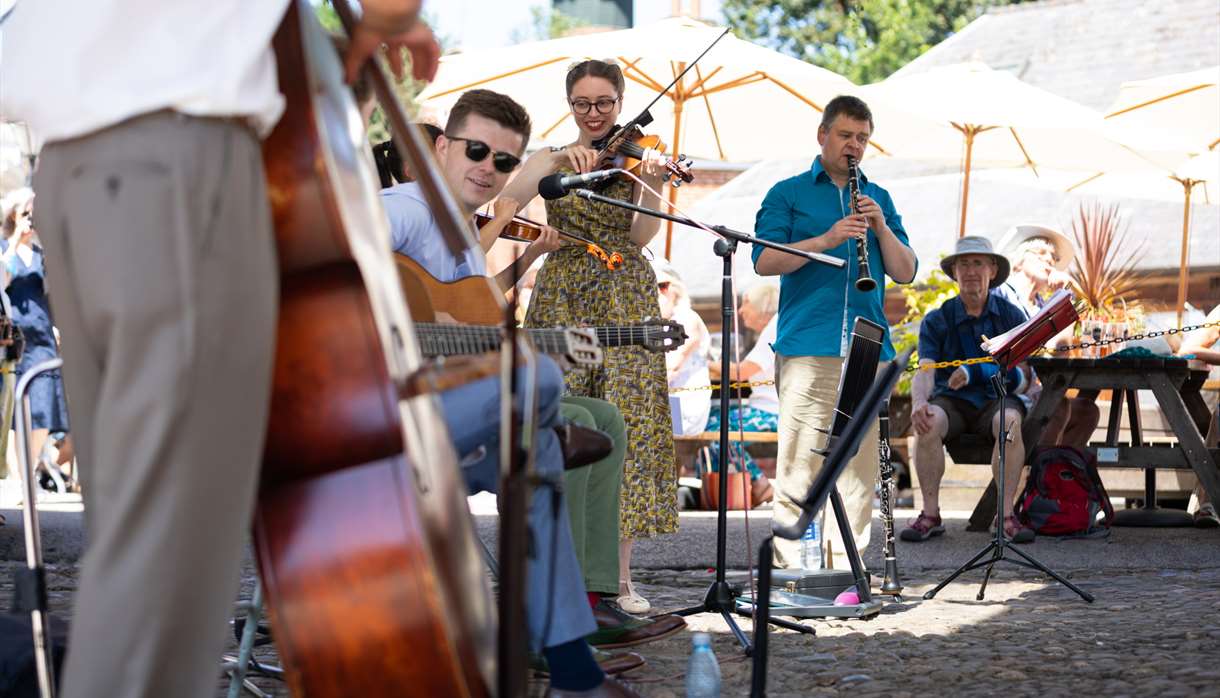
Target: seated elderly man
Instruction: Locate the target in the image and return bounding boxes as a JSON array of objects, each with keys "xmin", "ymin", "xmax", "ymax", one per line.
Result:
[
  {"xmin": 904, "ymin": 236, "xmax": 1037, "ymax": 543},
  {"xmin": 996, "ymin": 224, "xmax": 1100, "ymax": 449}
]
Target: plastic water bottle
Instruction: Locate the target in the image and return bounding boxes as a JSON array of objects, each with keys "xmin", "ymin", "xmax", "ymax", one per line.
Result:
[
  {"xmin": 800, "ymin": 518, "xmax": 823, "ymax": 570},
  {"xmin": 686, "ymin": 632, "xmax": 721, "ymax": 698}
]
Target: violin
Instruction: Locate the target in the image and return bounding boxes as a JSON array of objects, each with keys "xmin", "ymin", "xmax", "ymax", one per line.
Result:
[
  {"xmin": 593, "ymin": 123, "xmax": 694, "ymax": 188},
  {"xmin": 474, "ymin": 210, "xmax": 624, "ymax": 271}
]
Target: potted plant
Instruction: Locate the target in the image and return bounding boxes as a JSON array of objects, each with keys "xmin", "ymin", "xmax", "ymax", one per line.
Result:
[{"xmin": 1067, "ymin": 201, "xmax": 1146, "ymax": 355}]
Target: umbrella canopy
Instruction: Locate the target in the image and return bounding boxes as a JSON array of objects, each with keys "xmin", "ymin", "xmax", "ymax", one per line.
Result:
[
  {"xmin": 1103, "ymin": 66, "xmax": 1219, "ymax": 155},
  {"xmin": 856, "ymin": 63, "xmax": 1159, "ymax": 237},
  {"xmin": 417, "ymin": 16, "xmax": 863, "ymax": 256},
  {"xmin": 420, "ymin": 17, "xmax": 858, "ymax": 161}
]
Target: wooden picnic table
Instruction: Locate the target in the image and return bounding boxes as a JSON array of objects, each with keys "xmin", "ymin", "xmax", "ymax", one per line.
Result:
[{"xmin": 968, "ymin": 356, "xmax": 1220, "ymax": 530}]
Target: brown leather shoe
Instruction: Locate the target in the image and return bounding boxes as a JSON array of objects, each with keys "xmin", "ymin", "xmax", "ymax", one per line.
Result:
[
  {"xmin": 586, "ymin": 599, "xmax": 687, "ymax": 649},
  {"xmin": 556, "ymin": 422, "xmax": 614, "ymax": 470},
  {"xmin": 547, "ymin": 676, "xmax": 642, "ymax": 697},
  {"xmin": 531, "ymin": 648, "xmax": 645, "ymax": 677}
]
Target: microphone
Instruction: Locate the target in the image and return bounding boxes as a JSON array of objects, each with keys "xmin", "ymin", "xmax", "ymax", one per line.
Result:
[{"xmin": 538, "ymin": 169, "xmax": 623, "ymax": 200}]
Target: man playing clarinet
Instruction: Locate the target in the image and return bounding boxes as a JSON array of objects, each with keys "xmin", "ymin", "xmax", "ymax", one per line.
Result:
[{"xmin": 753, "ymin": 95, "xmax": 917, "ymax": 572}]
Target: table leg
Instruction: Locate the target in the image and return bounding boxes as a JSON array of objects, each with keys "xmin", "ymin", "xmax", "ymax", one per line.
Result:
[{"xmin": 1148, "ymin": 374, "xmax": 1220, "ymax": 514}]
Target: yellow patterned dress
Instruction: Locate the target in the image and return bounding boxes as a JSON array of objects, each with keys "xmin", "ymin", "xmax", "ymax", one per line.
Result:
[{"xmin": 525, "ymin": 175, "xmax": 678, "ymax": 539}]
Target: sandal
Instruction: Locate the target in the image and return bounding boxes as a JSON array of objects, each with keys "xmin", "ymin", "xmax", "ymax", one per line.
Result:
[
  {"xmin": 1003, "ymin": 515, "xmax": 1035, "ymax": 544},
  {"xmin": 616, "ymin": 578, "xmax": 650, "ymax": 614},
  {"xmin": 899, "ymin": 512, "xmax": 944, "ymax": 542}
]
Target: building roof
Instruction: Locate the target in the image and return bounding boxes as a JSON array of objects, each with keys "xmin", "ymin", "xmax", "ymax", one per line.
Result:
[{"xmin": 891, "ymin": 0, "xmax": 1220, "ymax": 110}]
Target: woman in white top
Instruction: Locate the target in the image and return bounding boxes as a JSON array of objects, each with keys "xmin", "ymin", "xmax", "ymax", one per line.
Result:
[
  {"xmin": 705, "ymin": 282, "xmax": 781, "ymax": 505},
  {"xmin": 654, "ymin": 261, "xmax": 712, "ymax": 435}
]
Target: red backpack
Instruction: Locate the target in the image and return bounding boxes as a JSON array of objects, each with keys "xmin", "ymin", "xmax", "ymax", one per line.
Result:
[{"xmin": 1015, "ymin": 446, "xmax": 1114, "ymax": 536}]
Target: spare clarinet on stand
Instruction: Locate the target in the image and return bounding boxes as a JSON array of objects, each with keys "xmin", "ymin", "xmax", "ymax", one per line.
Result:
[
  {"xmin": 846, "ymin": 155, "xmax": 875, "ymax": 293},
  {"xmin": 877, "ymin": 399, "xmax": 904, "ymax": 599}
]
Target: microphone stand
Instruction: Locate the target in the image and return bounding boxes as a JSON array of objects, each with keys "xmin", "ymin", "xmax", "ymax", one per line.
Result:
[{"xmin": 570, "ymin": 188, "xmax": 842, "ymax": 652}]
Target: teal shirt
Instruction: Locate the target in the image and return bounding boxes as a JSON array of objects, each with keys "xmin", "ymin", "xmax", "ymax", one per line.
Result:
[{"xmin": 751, "ymin": 156, "xmax": 915, "ymax": 360}]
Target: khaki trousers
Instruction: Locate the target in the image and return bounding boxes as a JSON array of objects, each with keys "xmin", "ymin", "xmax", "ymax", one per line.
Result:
[
  {"xmin": 772, "ymin": 355, "xmax": 878, "ymax": 571},
  {"xmin": 34, "ymin": 112, "xmax": 278, "ymax": 698}
]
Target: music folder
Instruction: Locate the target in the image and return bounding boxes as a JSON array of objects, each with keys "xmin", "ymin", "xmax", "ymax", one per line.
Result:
[{"xmin": 981, "ymin": 289, "xmax": 1079, "ymax": 369}]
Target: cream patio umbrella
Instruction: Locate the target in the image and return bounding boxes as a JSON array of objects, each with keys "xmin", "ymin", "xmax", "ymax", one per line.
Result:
[
  {"xmin": 416, "ymin": 16, "xmax": 864, "ymax": 257},
  {"xmin": 1103, "ymin": 66, "xmax": 1219, "ymax": 155},
  {"xmin": 856, "ymin": 63, "xmax": 1159, "ymax": 238},
  {"xmin": 1071, "ymin": 67, "xmax": 1219, "ymax": 325}
]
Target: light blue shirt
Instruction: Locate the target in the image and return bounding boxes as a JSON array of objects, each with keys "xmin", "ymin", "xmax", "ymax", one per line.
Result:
[
  {"xmin": 751, "ymin": 156, "xmax": 915, "ymax": 360},
  {"xmin": 381, "ymin": 182, "xmax": 485, "ymax": 282}
]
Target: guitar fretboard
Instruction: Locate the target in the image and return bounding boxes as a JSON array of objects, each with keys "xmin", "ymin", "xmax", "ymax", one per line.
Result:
[
  {"xmin": 416, "ymin": 324, "xmax": 573, "ymax": 357},
  {"xmin": 592, "ymin": 326, "xmax": 660, "ymax": 348}
]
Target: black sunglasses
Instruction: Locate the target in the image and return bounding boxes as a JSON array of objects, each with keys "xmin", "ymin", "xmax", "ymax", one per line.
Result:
[{"xmin": 445, "ymin": 135, "xmax": 521, "ymax": 173}]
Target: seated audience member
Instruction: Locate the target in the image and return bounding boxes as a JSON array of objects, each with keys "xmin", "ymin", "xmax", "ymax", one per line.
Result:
[
  {"xmin": 654, "ymin": 260, "xmax": 712, "ymax": 436},
  {"xmin": 996, "ymin": 224, "xmax": 1100, "ymax": 449},
  {"xmin": 905, "ymin": 236, "xmax": 1037, "ymax": 544},
  {"xmin": 703, "ymin": 282, "xmax": 780, "ymax": 505},
  {"xmin": 1177, "ymin": 304, "xmax": 1220, "ymax": 528}
]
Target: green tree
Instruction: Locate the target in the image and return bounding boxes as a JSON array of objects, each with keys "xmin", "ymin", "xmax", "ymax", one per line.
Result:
[
  {"xmin": 313, "ymin": 0, "xmax": 446, "ymax": 143},
  {"xmin": 511, "ymin": 6, "xmax": 588, "ymax": 43},
  {"xmin": 722, "ymin": 0, "xmax": 1024, "ymax": 84}
]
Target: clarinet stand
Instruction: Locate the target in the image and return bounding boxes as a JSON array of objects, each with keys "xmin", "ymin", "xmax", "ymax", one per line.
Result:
[
  {"xmin": 571, "ymin": 188, "xmax": 842, "ymax": 651},
  {"xmin": 923, "ymin": 372, "xmax": 1093, "ymax": 603}
]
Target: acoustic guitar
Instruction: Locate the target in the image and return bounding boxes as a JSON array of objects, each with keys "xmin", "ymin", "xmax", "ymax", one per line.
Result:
[{"xmin": 395, "ymin": 253, "xmax": 689, "ymax": 353}]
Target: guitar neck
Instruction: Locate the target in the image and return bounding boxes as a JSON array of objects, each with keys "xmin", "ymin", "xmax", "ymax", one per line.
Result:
[
  {"xmin": 416, "ymin": 324, "xmax": 574, "ymax": 357},
  {"xmin": 593, "ymin": 326, "xmax": 653, "ymax": 348}
]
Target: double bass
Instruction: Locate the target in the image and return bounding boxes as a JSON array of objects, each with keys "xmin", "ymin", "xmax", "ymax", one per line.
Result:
[{"xmin": 253, "ymin": 3, "xmax": 499, "ymax": 695}]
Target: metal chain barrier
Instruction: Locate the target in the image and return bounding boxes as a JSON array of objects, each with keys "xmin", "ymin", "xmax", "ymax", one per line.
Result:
[
  {"xmin": 900, "ymin": 320, "xmax": 1220, "ymax": 372},
  {"xmin": 670, "ymin": 321, "xmax": 1220, "ymax": 386}
]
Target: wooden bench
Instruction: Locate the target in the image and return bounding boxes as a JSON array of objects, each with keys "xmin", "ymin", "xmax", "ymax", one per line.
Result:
[
  {"xmin": 674, "ymin": 431, "xmax": 780, "ymax": 444},
  {"xmin": 673, "ymin": 431, "xmax": 779, "ymax": 482}
]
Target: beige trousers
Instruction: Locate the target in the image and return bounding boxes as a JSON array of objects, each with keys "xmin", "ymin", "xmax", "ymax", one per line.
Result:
[
  {"xmin": 34, "ymin": 112, "xmax": 278, "ymax": 698},
  {"xmin": 772, "ymin": 354, "xmax": 879, "ymax": 571}
]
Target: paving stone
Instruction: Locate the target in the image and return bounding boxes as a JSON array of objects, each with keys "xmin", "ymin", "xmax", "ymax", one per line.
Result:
[{"xmin": 2, "ymin": 555, "xmax": 1218, "ymax": 695}]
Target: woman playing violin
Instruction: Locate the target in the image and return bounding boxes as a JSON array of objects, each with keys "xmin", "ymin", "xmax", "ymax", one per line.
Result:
[{"xmin": 501, "ymin": 59, "xmax": 676, "ymax": 615}]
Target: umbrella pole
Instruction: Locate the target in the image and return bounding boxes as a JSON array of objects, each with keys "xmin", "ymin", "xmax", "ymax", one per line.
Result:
[
  {"xmin": 1175, "ymin": 178, "xmax": 1197, "ymax": 327},
  {"xmin": 958, "ymin": 127, "xmax": 977, "ymax": 238},
  {"xmin": 665, "ymin": 72, "xmax": 687, "ymax": 259}
]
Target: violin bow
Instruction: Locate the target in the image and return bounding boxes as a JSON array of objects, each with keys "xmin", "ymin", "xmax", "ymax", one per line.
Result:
[{"xmin": 595, "ymin": 26, "xmax": 731, "ymax": 160}]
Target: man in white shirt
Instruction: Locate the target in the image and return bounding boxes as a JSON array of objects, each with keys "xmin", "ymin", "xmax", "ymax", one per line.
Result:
[{"xmin": 0, "ymin": 3, "xmax": 437, "ymax": 696}]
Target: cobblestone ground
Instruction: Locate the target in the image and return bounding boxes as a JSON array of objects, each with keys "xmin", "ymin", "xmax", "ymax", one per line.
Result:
[{"xmin": 4, "ymin": 559, "xmax": 1218, "ymax": 697}]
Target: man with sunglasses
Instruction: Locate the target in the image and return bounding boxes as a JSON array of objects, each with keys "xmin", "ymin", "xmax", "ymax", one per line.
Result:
[
  {"xmin": 382, "ymin": 88, "xmax": 561, "ymax": 292},
  {"xmin": 382, "ymin": 88, "xmax": 650, "ymax": 697}
]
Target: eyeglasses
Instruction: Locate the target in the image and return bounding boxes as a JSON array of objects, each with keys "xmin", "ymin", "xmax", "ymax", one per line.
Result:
[
  {"xmin": 445, "ymin": 135, "xmax": 521, "ymax": 174},
  {"xmin": 570, "ymin": 97, "xmax": 620, "ymax": 115}
]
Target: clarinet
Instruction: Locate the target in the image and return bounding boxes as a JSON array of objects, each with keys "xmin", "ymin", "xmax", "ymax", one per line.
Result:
[
  {"xmin": 878, "ymin": 399, "xmax": 904, "ymax": 597},
  {"xmin": 846, "ymin": 155, "xmax": 876, "ymax": 292}
]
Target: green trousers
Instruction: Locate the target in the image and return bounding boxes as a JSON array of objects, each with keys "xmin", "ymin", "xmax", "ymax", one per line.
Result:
[{"xmin": 560, "ymin": 396, "xmax": 625, "ymax": 595}]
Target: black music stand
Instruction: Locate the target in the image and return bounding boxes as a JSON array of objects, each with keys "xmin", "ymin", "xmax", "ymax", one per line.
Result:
[
  {"xmin": 923, "ymin": 314, "xmax": 1094, "ymax": 603},
  {"xmin": 670, "ymin": 237, "xmax": 817, "ymax": 647},
  {"xmin": 733, "ymin": 318, "xmax": 886, "ymax": 621},
  {"xmin": 750, "ymin": 353, "xmax": 909, "ymax": 697}
]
